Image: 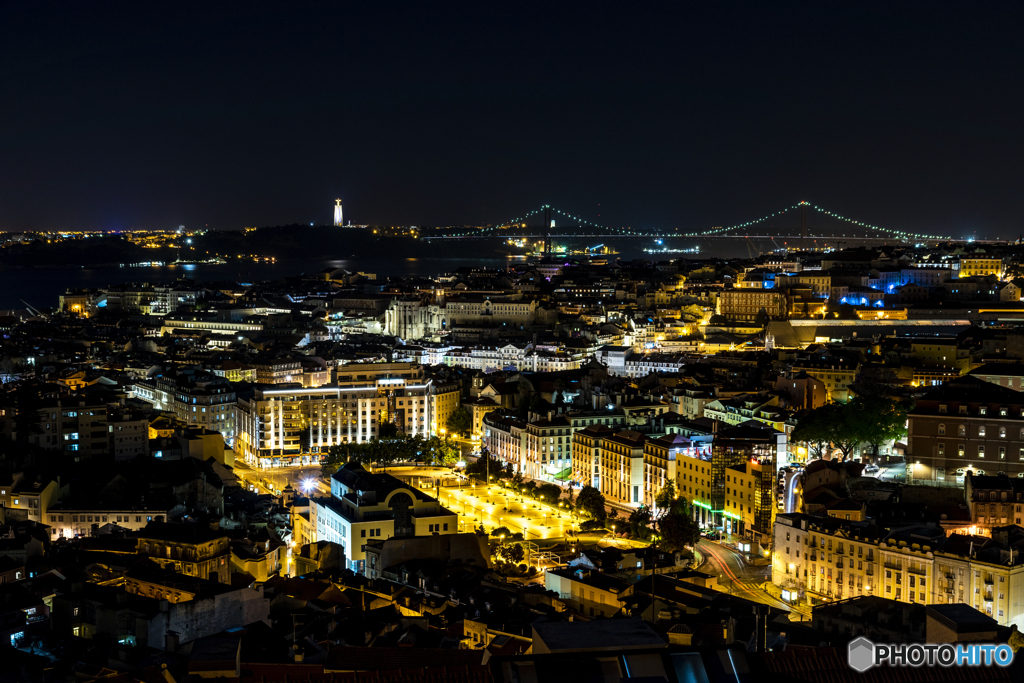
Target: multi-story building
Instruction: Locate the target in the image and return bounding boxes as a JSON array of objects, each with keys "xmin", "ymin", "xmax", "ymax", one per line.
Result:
[
  {"xmin": 642, "ymin": 432, "xmax": 712, "ymax": 511},
  {"xmin": 544, "ymin": 567, "xmax": 631, "ymax": 619},
  {"xmin": 134, "ymin": 369, "xmax": 236, "ymax": 446},
  {"xmin": 0, "ymin": 476, "xmax": 66, "ymax": 524},
  {"xmin": 47, "ymin": 505, "xmax": 170, "ymax": 539},
  {"xmin": 108, "ymin": 407, "xmax": 150, "ymax": 461},
  {"xmin": 159, "ymin": 313, "xmax": 262, "ymax": 337},
  {"xmin": 102, "ymin": 282, "xmax": 202, "ymax": 316},
  {"xmin": 705, "ymin": 424, "xmax": 781, "ymax": 533},
  {"xmin": 312, "ymin": 461, "xmax": 458, "ymax": 574},
  {"xmin": 444, "ymin": 295, "xmax": 538, "ymax": 329},
  {"xmin": 789, "ymin": 359, "xmax": 860, "ymax": 403},
  {"xmin": 29, "ymin": 394, "xmax": 110, "ymax": 458},
  {"xmin": 209, "ymin": 360, "xmax": 257, "ymax": 383},
  {"xmin": 907, "ymin": 376, "xmax": 1024, "ymax": 482},
  {"xmin": 958, "ymin": 257, "xmax": 1003, "ymax": 279},
  {"xmin": 772, "ymin": 513, "xmax": 881, "ymax": 606},
  {"xmin": 572, "ymin": 425, "xmax": 612, "ymax": 491},
  {"xmin": 482, "ymin": 413, "xmax": 526, "ymax": 471},
  {"xmin": 969, "ymin": 362, "xmax": 1024, "ymax": 391},
  {"xmin": 723, "ymin": 460, "xmax": 775, "ymax": 545},
  {"xmin": 430, "ymin": 380, "xmax": 463, "ymax": 435},
  {"xmin": 522, "ymin": 415, "xmax": 575, "ymax": 481},
  {"xmin": 907, "ymin": 339, "xmax": 971, "ymax": 375},
  {"xmin": 254, "ymin": 360, "xmax": 302, "ymax": 385},
  {"xmin": 718, "ymin": 289, "xmax": 787, "ymax": 322},
  {"xmin": 234, "ymin": 363, "xmax": 441, "ymax": 468},
  {"xmin": 772, "ymin": 512, "xmax": 1024, "ymax": 626},
  {"xmin": 964, "ymin": 473, "xmax": 1024, "ymax": 532},
  {"xmin": 136, "ymin": 522, "xmax": 231, "ymax": 583},
  {"xmin": 489, "ymin": 408, "xmax": 631, "ymax": 482},
  {"xmin": 594, "ymin": 430, "xmax": 647, "ymax": 507}
]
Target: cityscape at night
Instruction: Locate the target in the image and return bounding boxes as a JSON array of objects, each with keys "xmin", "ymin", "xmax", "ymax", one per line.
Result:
[{"xmin": 0, "ymin": 3, "xmax": 1022, "ymax": 682}]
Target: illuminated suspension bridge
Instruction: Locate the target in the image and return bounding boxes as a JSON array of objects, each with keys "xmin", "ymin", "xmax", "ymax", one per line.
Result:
[{"xmin": 422, "ymin": 201, "xmax": 954, "ymax": 243}]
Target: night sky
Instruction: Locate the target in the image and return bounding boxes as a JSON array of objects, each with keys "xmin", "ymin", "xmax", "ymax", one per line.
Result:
[{"xmin": 1, "ymin": 2, "xmax": 1021, "ymax": 236}]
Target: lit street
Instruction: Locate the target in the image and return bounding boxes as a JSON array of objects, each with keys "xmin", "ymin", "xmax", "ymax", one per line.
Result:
[
  {"xmin": 234, "ymin": 462, "xmax": 327, "ymax": 496},
  {"xmin": 698, "ymin": 539, "xmax": 810, "ymax": 619}
]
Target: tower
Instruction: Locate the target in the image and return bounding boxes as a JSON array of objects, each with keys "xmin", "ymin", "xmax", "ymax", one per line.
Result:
[
  {"xmin": 334, "ymin": 199, "xmax": 344, "ymax": 227},
  {"xmin": 800, "ymin": 201, "xmax": 808, "ymax": 239}
]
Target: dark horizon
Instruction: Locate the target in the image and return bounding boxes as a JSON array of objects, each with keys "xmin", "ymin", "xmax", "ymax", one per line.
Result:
[{"xmin": 2, "ymin": 2, "xmax": 1022, "ymax": 237}]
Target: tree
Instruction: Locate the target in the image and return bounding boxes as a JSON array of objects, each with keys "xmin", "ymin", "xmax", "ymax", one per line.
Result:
[
  {"xmin": 378, "ymin": 422, "xmax": 399, "ymax": 439},
  {"xmin": 496, "ymin": 542, "xmax": 525, "ymax": 565},
  {"xmin": 852, "ymin": 396, "xmax": 909, "ymax": 458},
  {"xmin": 422, "ymin": 435, "xmax": 458, "ymax": 466},
  {"xmin": 575, "ymin": 485, "xmax": 606, "ymax": 521},
  {"xmin": 536, "ymin": 482, "xmax": 562, "ymax": 504},
  {"xmin": 657, "ymin": 507, "xmax": 701, "ymax": 553},
  {"xmin": 446, "ymin": 407, "xmax": 472, "ymax": 437},
  {"xmin": 321, "ymin": 443, "xmax": 350, "ymax": 476},
  {"xmin": 791, "ymin": 405, "xmax": 838, "ymax": 460},
  {"xmin": 627, "ymin": 506, "xmax": 653, "ymax": 541},
  {"xmin": 466, "ymin": 450, "xmax": 503, "ymax": 479},
  {"xmin": 653, "ymin": 481, "xmax": 678, "ymax": 520},
  {"xmin": 490, "ymin": 526, "xmax": 512, "ymax": 538}
]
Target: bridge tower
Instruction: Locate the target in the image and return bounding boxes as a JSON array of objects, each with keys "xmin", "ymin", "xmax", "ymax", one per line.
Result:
[
  {"xmin": 800, "ymin": 202, "xmax": 808, "ymax": 239},
  {"xmin": 543, "ymin": 205, "xmax": 552, "ymax": 256}
]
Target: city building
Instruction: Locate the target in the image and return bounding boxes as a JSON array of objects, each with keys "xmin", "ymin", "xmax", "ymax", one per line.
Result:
[
  {"xmin": 311, "ymin": 462, "xmax": 458, "ymax": 573},
  {"xmin": 772, "ymin": 512, "xmax": 1024, "ymax": 627},
  {"xmin": 133, "ymin": 369, "xmax": 237, "ymax": 447},
  {"xmin": 958, "ymin": 257, "xmax": 1003, "ymax": 279},
  {"xmin": 234, "ymin": 363, "xmax": 453, "ymax": 467},
  {"xmin": 136, "ymin": 522, "xmax": 232, "ymax": 583},
  {"xmin": 906, "ymin": 376, "xmax": 1024, "ymax": 482},
  {"xmin": 718, "ymin": 289, "xmax": 787, "ymax": 322}
]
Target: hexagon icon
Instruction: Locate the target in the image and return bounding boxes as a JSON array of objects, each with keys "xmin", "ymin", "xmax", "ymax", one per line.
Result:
[{"xmin": 848, "ymin": 637, "xmax": 875, "ymax": 673}]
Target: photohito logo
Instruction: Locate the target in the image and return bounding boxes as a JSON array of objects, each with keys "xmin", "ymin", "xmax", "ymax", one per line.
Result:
[{"xmin": 847, "ymin": 637, "xmax": 1014, "ymax": 672}]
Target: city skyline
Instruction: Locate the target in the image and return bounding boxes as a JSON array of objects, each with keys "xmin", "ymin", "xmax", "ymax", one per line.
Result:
[{"xmin": 1, "ymin": 3, "xmax": 1022, "ymax": 236}]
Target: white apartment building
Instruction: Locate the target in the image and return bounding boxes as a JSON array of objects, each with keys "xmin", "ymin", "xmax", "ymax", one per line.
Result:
[{"xmin": 312, "ymin": 462, "xmax": 457, "ymax": 574}]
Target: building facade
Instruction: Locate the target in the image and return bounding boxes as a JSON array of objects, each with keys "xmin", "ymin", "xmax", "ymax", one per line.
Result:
[
  {"xmin": 772, "ymin": 512, "xmax": 1024, "ymax": 627},
  {"xmin": 907, "ymin": 376, "xmax": 1024, "ymax": 482},
  {"xmin": 235, "ymin": 363, "xmax": 454, "ymax": 468},
  {"xmin": 312, "ymin": 462, "xmax": 458, "ymax": 574}
]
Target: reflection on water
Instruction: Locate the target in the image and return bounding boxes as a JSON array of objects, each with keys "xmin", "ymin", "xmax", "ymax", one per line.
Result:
[{"xmin": 1, "ymin": 236, "xmax": 770, "ymax": 311}]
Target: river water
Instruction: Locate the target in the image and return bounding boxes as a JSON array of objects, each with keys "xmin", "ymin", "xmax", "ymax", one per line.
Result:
[
  {"xmin": 0, "ymin": 233, "xmax": 818, "ymax": 311},
  {"xmin": 0, "ymin": 256, "xmax": 548, "ymax": 311}
]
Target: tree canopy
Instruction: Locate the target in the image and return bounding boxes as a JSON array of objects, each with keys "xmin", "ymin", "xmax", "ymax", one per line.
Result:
[
  {"xmin": 321, "ymin": 432, "xmax": 458, "ymax": 475},
  {"xmin": 445, "ymin": 406, "xmax": 472, "ymax": 436},
  {"xmin": 791, "ymin": 396, "xmax": 909, "ymax": 461},
  {"xmin": 576, "ymin": 485, "xmax": 607, "ymax": 521}
]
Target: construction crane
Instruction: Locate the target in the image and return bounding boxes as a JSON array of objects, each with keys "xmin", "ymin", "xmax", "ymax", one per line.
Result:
[{"xmin": 21, "ymin": 300, "xmax": 49, "ymax": 321}]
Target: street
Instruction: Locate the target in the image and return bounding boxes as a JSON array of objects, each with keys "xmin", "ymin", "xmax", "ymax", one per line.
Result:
[
  {"xmin": 697, "ymin": 539, "xmax": 810, "ymax": 619},
  {"xmin": 234, "ymin": 462, "xmax": 327, "ymax": 496}
]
